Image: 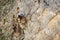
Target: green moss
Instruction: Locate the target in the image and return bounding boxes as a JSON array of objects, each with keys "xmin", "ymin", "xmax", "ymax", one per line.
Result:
[
  {"xmin": 0, "ymin": 29, "xmax": 7, "ymax": 40},
  {"xmin": 0, "ymin": 0, "xmax": 15, "ymax": 13},
  {"xmin": 0, "ymin": 29, "xmax": 5, "ymax": 40},
  {"xmin": 0, "ymin": 0, "xmax": 15, "ymax": 21},
  {"xmin": 0, "ymin": 35, "xmax": 6, "ymax": 40}
]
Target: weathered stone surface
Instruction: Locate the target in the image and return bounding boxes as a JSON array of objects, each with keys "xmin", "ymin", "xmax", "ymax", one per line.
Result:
[{"xmin": 0, "ymin": 0, "xmax": 60, "ymax": 40}]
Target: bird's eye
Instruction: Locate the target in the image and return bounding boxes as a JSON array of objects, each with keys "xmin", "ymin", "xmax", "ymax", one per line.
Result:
[{"xmin": 17, "ymin": 7, "xmax": 19, "ymax": 10}]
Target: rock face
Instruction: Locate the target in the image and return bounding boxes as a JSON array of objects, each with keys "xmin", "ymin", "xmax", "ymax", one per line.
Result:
[{"xmin": 0, "ymin": 0, "xmax": 60, "ymax": 40}]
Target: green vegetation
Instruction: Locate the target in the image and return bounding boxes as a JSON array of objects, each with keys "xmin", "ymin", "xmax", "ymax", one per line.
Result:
[{"xmin": 0, "ymin": 0, "xmax": 15, "ymax": 21}]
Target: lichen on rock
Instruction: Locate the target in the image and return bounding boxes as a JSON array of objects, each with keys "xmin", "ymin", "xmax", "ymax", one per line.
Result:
[{"xmin": 0, "ymin": 0, "xmax": 60, "ymax": 40}]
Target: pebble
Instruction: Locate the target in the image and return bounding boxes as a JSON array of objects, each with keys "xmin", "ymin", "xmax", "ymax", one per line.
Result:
[{"xmin": 18, "ymin": 11, "xmax": 24, "ymax": 17}]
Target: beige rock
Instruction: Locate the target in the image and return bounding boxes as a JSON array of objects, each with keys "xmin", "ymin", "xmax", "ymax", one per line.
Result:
[{"xmin": 0, "ymin": 0, "xmax": 60, "ymax": 40}]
